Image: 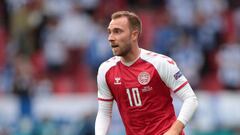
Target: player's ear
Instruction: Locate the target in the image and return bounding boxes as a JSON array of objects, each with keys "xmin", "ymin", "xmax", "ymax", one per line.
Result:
[{"xmin": 131, "ymin": 30, "xmax": 139, "ymax": 41}]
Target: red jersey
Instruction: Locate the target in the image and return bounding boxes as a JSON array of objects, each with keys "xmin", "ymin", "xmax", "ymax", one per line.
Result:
[{"xmin": 97, "ymin": 49, "xmax": 187, "ymax": 135}]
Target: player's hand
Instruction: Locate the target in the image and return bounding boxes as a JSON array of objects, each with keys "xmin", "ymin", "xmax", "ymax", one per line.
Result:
[
  {"xmin": 163, "ymin": 120, "xmax": 184, "ymax": 135},
  {"xmin": 163, "ymin": 129, "xmax": 180, "ymax": 135}
]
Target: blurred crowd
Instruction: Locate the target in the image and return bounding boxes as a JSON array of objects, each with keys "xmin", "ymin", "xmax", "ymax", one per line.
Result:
[
  {"xmin": 1, "ymin": 0, "xmax": 240, "ymax": 96},
  {"xmin": 0, "ymin": 0, "xmax": 240, "ymax": 134}
]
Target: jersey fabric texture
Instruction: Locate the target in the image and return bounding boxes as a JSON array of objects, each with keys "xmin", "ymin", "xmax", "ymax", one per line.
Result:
[{"xmin": 97, "ymin": 48, "xmax": 186, "ymax": 135}]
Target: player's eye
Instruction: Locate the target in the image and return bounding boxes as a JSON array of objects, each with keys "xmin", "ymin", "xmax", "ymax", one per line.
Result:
[{"xmin": 113, "ymin": 29, "xmax": 122, "ymax": 34}]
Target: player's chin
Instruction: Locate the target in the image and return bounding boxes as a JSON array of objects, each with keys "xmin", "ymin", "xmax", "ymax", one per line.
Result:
[
  {"xmin": 112, "ymin": 48, "xmax": 121, "ymax": 56},
  {"xmin": 112, "ymin": 51, "xmax": 121, "ymax": 56}
]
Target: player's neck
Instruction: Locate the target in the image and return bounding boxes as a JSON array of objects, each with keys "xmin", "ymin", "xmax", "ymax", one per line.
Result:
[{"xmin": 121, "ymin": 46, "xmax": 141, "ymax": 66}]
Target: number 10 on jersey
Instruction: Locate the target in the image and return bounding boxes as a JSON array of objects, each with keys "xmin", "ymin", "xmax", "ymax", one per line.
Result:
[{"xmin": 126, "ymin": 88, "xmax": 142, "ymax": 107}]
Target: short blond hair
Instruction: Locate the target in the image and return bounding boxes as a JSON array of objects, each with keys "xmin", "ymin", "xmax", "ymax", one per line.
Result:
[{"xmin": 111, "ymin": 11, "xmax": 142, "ymax": 34}]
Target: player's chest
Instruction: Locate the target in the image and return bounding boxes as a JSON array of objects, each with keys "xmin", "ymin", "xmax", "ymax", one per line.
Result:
[
  {"xmin": 106, "ymin": 63, "xmax": 158, "ymax": 90},
  {"xmin": 106, "ymin": 63, "xmax": 164, "ymax": 107}
]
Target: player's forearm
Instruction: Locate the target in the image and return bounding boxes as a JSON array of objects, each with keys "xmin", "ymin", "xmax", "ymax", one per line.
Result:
[
  {"xmin": 95, "ymin": 101, "xmax": 113, "ymax": 135},
  {"xmin": 175, "ymin": 84, "xmax": 198, "ymax": 125},
  {"xmin": 95, "ymin": 112, "xmax": 111, "ymax": 135},
  {"xmin": 177, "ymin": 96, "xmax": 198, "ymax": 125}
]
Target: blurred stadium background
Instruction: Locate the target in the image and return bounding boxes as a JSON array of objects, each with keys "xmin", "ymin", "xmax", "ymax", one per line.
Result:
[{"xmin": 0, "ymin": 0, "xmax": 240, "ymax": 135}]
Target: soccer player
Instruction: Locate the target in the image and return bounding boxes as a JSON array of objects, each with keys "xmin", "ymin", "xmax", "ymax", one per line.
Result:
[{"xmin": 95, "ymin": 11, "xmax": 198, "ymax": 135}]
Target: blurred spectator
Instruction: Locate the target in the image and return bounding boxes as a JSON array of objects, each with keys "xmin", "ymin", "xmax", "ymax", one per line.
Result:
[
  {"xmin": 0, "ymin": 0, "xmax": 9, "ymax": 90},
  {"xmin": 152, "ymin": 8, "xmax": 179, "ymax": 56},
  {"xmin": 41, "ymin": 15, "xmax": 67, "ymax": 75},
  {"xmin": 9, "ymin": 0, "xmax": 44, "ymax": 57},
  {"xmin": 43, "ymin": 0, "xmax": 73, "ymax": 17},
  {"xmin": 56, "ymin": 4, "xmax": 95, "ymax": 49},
  {"xmin": 77, "ymin": 0, "xmax": 100, "ymax": 10},
  {"xmin": 166, "ymin": 0, "xmax": 195, "ymax": 28},
  {"xmin": 170, "ymin": 32, "xmax": 204, "ymax": 89},
  {"xmin": 0, "ymin": 63, "xmax": 14, "ymax": 94},
  {"xmin": 233, "ymin": 8, "xmax": 240, "ymax": 42},
  {"xmin": 216, "ymin": 40, "xmax": 240, "ymax": 90},
  {"xmin": 12, "ymin": 55, "xmax": 34, "ymax": 117},
  {"xmin": 194, "ymin": 7, "xmax": 224, "ymax": 52},
  {"xmin": 85, "ymin": 23, "xmax": 112, "ymax": 76},
  {"xmin": 196, "ymin": 0, "xmax": 227, "ymax": 19},
  {"xmin": 55, "ymin": 4, "xmax": 97, "ymax": 75}
]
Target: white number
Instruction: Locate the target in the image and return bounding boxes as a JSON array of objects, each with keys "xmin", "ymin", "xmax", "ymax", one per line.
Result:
[
  {"xmin": 126, "ymin": 88, "xmax": 142, "ymax": 107},
  {"xmin": 126, "ymin": 89, "xmax": 133, "ymax": 106}
]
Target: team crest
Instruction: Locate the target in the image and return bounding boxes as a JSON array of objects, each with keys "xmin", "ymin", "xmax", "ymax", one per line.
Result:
[{"xmin": 138, "ymin": 72, "xmax": 151, "ymax": 85}]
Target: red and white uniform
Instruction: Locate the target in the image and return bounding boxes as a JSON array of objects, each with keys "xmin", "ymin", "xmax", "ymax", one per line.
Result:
[{"xmin": 96, "ymin": 49, "xmax": 198, "ymax": 135}]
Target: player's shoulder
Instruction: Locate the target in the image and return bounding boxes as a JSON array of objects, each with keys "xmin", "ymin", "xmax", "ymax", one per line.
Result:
[
  {"xmin": 140, "ymin": 48, "xmax": 175, "ymax": 65},
  {"xmin": 98, "ymin": 56, "xmax": 121, "ymax": 73}
]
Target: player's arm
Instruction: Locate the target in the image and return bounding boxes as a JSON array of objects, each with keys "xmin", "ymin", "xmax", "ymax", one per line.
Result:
[
  {"xmin": 95, "ymin": 100, "xmax": 113, "ymax": 135},
  {"xmin": 175, "ymin": 83, "xmax": 198, "ymax": 126},
  {"xmin": 164, "ymin": 83, "xmax": 198, "ymax": 135},
  {"xmin": 95, "ymin": 63, "xmax": 114, "ymax": 135},
  {"xmin": 158, "ymin": 56, "xmax": 198, "ymax": 134}
]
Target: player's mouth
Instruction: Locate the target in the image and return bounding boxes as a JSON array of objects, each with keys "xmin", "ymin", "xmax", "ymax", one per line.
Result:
[{"xmin": 111, "ymin": 44, "xmax": 119, "ymax": 48}]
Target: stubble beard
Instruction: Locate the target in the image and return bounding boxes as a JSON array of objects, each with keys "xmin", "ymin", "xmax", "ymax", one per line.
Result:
[{"xmin": 112, "ymin": 43, "xmax": 131, "ymax": 57}]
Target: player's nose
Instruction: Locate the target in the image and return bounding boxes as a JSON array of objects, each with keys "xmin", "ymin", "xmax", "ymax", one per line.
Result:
[{"xmin": 108, "ymin": 34, "xmax": 115, "ymax": 42}]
